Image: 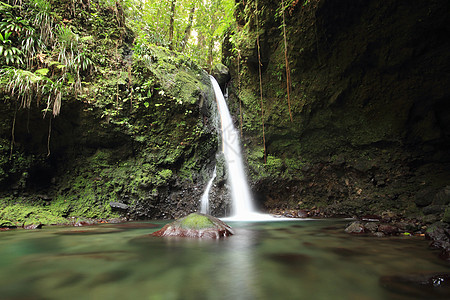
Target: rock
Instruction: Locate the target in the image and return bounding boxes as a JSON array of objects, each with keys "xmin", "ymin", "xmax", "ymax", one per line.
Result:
[
  {"xmin": 109, "ymin": 202, "xmax": 129, "ymax": 210},
  {"xmin": 424, "ymin": 214, "xmax": 442, "ymax": 224},
  {"xmin": 443, "ymin": 206, "xmax": 450, "ymax": 223},
  {"xmin": 74, "ymin": 219, "xmax": 98, "ymax": 227},
  {"xmin": 211, "ymin": 63, "xmax": 230, "ymax": 89},
  {"xmin": 151, "ymin": 213, "xmax": 233, "ymax": 239},
  {"xmin": 381, "ymin": 211, "xmax": 398, "ymax": 222},
  {"xmin": 425, "ymin": 225, "xmax": 450, "ymax": 260},
  {"xmin": 344, "ymin": 221, "xmax": 365, "ymax": 234},
  {"xmin": 394, "ymin": 221, "xmax": 418, "ymax": 232},
  {"xmin": 380, "ymin": 273, "xmax": 450, "ymax": 299},
  {"xmin": 435, "ymin": 187, "xmax": 450, "ymax": 205},
  {"xmin": 415, "ymin": 189, "xmax": 434, "ymax": 207},
  {"xmin": 353, "ymin": 158, "xmax": 373, "ymax": 172},
  {"xmin": 423, "ymin": 205, "xmax": 446, "ymax": 215},
  {"xmin": 364, "ymin": 222, "xmax": 378, "ymax": 233},
  {"xmin": 378, "ymin": 224, "xmax": 399, "ymax": 235},
  {"xmin": 37, "ymin": 194, "xmax": 52, "ymax": 201},
  {"xmin": 24, "ymin": 224, "xmax": 43, "ymax": 230},
  {"xmin": 297, "ymin": 210, "xmax": 309, "ymax": 218},
  {"xmin": 360, "ymin": 214, "xmax": 381, "ymax": 222}
]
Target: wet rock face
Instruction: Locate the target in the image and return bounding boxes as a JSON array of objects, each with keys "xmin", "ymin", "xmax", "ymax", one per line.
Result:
[
  {"xmin": 228, "ymin": 0, "xmax": 450, "ymax": 222},
  {"xmin": 212, "ymin": 63, "xmax": 231, "ymax": 91},
  {"xmin": 151, "ymin": 213, "xmax": 234, "ymax": 239}
]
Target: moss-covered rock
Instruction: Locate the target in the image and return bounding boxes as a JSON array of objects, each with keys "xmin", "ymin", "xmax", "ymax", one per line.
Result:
[{"xmin": 151, "ymin": 213, "xmax": 234, "ymax": 238}]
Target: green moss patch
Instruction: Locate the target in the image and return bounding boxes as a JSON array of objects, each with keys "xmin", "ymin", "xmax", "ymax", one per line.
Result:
[
  {"xmin": 179, "ymin": 213, "xmax": 216, "ymax": 229},
  {"xmin": 0, "ymin": 203, "xmax": 69, "ymax": 227}
]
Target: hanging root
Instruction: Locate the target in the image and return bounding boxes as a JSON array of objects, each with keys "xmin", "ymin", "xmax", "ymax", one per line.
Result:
[
  {"xmin": 47, "ymin": 116, "xmax": 52, "ymax": 157},
  {"xmin": 237, "ymin": 50, "xmax": 243, "ymax": 138},
  {"xmin": 282, "ymin": 0, "xmax": 293, "ymax": 122},
  {"xmin": 9, "ymin": 101, "xmax": 18, "ymax": 160},
  {"xmin": 256, "ymin": 0, "xmax": 267, "ymax": 164}
]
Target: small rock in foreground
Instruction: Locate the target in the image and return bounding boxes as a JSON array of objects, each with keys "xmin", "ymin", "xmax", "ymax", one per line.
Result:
[{"xmin": 152, "ymin": 213, "xmax": 234, "ymax": 239}]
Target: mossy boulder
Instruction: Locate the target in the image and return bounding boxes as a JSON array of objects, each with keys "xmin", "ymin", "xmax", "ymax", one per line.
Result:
[{"xmin": 152, "ymin": 213, "xmax": 234, "ymax": 239}]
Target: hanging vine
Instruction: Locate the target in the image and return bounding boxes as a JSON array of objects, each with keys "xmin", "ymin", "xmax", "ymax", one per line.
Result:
[
  {"xmin": 237, "ymin": 49, "xmax": 243, "ymax": 138},
  {"xmin": 281, "ymin": 0, "xmax": 293, "ymax": 122},
  {"xmin": 47, "ymin": 116, "xmax": 52, "ymax": 157},
  {"xmin": 255, "ymin": 0, "xmax": 266, "ymax": 164}
]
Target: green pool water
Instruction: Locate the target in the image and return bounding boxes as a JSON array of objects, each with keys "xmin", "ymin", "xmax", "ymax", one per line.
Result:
[{"xmin": 0, "ymin": 219, "xmax": 448, "ymax": 300}]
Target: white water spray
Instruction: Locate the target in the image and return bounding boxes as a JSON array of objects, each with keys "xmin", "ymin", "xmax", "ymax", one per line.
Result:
[
  {"xmin": 200, "ymin": 167, "xmax": 216, "ymax": 214},
  {"xmin": 210, "ymin": 76, "xmax": 274, "ymax": 221}
]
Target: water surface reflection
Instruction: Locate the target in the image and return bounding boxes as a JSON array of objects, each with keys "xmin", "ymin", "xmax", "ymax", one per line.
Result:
[{"xmin": 0, "ymin": 220, "xmax": 448, "ymax": 299}]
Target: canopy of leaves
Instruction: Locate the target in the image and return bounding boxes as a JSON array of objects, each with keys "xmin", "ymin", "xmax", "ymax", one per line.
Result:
[{"xmin": 127, "ymin": 0, "xmax": 235, "ymax": 70}]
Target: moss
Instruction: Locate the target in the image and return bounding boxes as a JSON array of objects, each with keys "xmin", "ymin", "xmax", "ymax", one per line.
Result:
[
  {"xmin": 179, "ymin": 213, "xmax": 215, "ymax": 229},
  {"xmin": 0, "ymin": 203, "xmax": 69, "ymax": 226},
  {"xmin": 443, "ymin": 206, "xmax": 450, "ymax": 223}
]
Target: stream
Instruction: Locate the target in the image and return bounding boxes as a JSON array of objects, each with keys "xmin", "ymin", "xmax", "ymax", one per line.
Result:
[{"xmin": 1, "ymin": 219, "xmax": 449, "ymax": 299}]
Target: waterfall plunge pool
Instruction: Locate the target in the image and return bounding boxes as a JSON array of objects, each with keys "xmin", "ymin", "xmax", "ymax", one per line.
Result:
[{"xmin": 1, "ymin": 219, "xmax": 449, "ymax": 299}]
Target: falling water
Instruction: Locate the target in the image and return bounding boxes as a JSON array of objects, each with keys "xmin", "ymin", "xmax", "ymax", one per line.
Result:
[
  {"xmin": 210, "ymin": 76, "xmax": 271, "ymax": 220},
  {"xmin": 200, "ymin": 167, "xmax": 216, "ymax": 214}
]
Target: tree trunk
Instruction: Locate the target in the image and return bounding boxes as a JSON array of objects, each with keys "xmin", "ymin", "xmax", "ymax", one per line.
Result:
[
  {"xmin": 207, "ymin": 38, "xmax": 214, "ymax": 72},
  {"xmin": 168, "ymin": 0, "xmax": 176, "ymax": 50},
  {"xmin": 181, "ymin": 5, "xmax": 195, "ymax": 51}
]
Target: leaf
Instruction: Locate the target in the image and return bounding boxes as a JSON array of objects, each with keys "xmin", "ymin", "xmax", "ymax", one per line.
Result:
[
  {"xmin": 144, "ymin": 102, "xmax": 149, "ymax": 108},
  {"xmin": 80, "ymin": 35, "xmax": 93, "ymax": 42},
  {"xmin": 35, "ymin": 68, "xmax": 50, "ymax": 76},
  {"xmin": 66, "ymin": 73, "xmax": 74, "ymax": 84}
]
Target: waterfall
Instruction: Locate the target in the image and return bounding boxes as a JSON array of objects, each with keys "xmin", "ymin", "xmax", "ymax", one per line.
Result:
[
  {"xmin": 210, "ymin": 76, "xmax": 264, "ymax": 220},
  {"xmin": 200, "ymin": 167, "xmax": 216, "ymax": 214}
]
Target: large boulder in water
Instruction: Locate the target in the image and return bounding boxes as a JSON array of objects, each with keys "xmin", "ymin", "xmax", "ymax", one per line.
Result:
[{"xmin": 151, "ymin": 213, "xmax": 234, "ymax": 239}]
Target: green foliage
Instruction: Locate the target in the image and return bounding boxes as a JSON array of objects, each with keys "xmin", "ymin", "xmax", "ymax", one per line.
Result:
[
  {"xmin": 0, "ymin": 67, "xmax": 48, "ymax": 109},
  {"xmin": 128, "ymin": 0, "xmax": 235, "ymax": 69},
  {"xmin": 0, "ymin": 31, "xmax": 23, "ymax": 65}
]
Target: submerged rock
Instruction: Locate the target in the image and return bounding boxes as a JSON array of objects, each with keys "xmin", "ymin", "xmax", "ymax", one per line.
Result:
[
  {"xmin": 151, "ymin": 213, "xmax": 233, "ymax": 239},
  {"xmin": 380, "ymin": 273, "xmax": 450, "ymax": 299}
]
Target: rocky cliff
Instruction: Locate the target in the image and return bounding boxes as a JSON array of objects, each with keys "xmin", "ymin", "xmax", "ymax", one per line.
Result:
[
  {"xmin": 224, "ymin": 0, "xmax": 450, "ymax": 222},
  {"xmin": 0, "ymin": 2, "xmax": 218, "ymax": 226}
]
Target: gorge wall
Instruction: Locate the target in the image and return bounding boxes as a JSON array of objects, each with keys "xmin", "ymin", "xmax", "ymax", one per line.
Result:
[
  {"xmin": 0, "ymin": 1, "xmax": 219, "ymax": 225},
  {"xmin": 1, "ymin": 0, "xmax": 450, "ymax": 226},
  {"xmin": 224, "ymin": 0, "xmax": 450, "ymax": 222}
]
